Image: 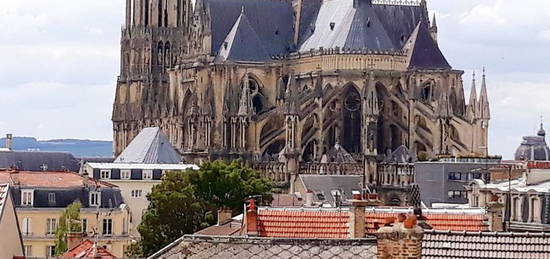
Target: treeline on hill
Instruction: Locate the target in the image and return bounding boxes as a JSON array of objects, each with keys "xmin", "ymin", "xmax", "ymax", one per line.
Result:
[{"xmin": 126, "ymin": 160, "xmax": 273, "ymax": 257}]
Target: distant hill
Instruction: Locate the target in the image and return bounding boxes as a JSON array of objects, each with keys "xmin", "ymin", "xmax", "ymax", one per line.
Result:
[{"xmin": 0, "ymin": 136, "xmax": 113, "ymax": 157}]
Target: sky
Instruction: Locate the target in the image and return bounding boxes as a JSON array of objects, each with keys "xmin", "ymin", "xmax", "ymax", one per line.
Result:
[{"xmin": 0, "ymin": 0, "xmax": 549, "ymax": 159}]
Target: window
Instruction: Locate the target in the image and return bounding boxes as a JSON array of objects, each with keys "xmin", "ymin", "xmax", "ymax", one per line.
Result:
[
  {"xmin": 82, "ymin": 218, "xmax": 88, "ymax": 233},
  {"xmin": 89, "ymin": 191, "xmax": 101, "ymax": 207},
  {"xmin": 131, "ymin": 189, "xmax": 143, "ymax": 198},
  {"xmin": 100, "ymin": 170, "xmax": 111, "ymax": 179},
  {"xmin": 24, "ymin": 245, "xmax": 32, "ymax": 256},
  {"xmin": 143, "ymin": 170, "xmax": 153, "ymax": 180},
  {"xmin": 447, "ymin": 190, "xmax": 467, "ymax": 199},
  {"xmin": 21, "ymin": 189, "xmax": 33, "ymax": 206},
  {"xmin": 448, "ymin": 172, "xmax": 462, "ymax": 181},
  {"xmin": 48, "ymin": 193, "xmax": 56, "ymax": 205},
  {"xmin": 103, "ymin": 219, "xmax": 113, "ymax": 236},
  {"xmin": 46, "ymin": 218, "xmax": 57, "ymax": 235},
  {"xmin": 46, "ymin": 246, "xmax": 56, "ymax": 258},
  {"xmin": 22, "ymin": 217, "xmax": 32, "ymax": 236},
  {"xmin": 121, "ymin": 169, "xmax": 131, "ymax": 179}
]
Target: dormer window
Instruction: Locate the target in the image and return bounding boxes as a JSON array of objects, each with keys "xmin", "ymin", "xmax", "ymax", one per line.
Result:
[
  {"xmin": 21, "ymin": 189, "xmax": 33, "ymax": 206},
  {"xmin": 143, "ymin": 170, "xmax": 153, "ymax": 180},
  {"xmin": 100, "ymin": 170, "xmax": 111, "ymax": 180},
  {"xmin": 121, "ymin": 170, "xmax": 131, "ymax": 180},
  {"xmin": 48, "ymin": 193, "xmax": 56, "ymax": 205},
  {"xmin": 90, "ymin": 191, "xmax": 101, "ymax": 207}
]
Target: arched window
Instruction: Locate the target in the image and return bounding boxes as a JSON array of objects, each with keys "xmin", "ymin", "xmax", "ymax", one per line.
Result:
[
  {"xmin": 158, "ymin": 0, "xmax": 162, "ymax": 26},
  {"xmin": 342, "ymin": 84, "xmax": 361, "ymax": 153},
  {"xmin": 164, "ymin": 42, "xmax": 171, "ymax": 68},
  {"xmin": 421, "ymin": 81, "xmax": 434, "ymax": 102},
  {"xmin": 144, "ymin": 0, "xmax": 149, "ymax": 26},
  {"xmin": 157, "ymin": 42, "xmax": 164, "ymax": 70}
]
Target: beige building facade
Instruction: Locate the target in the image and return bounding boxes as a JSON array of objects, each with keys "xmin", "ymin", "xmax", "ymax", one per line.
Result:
[
  {"xmin": 0, "ymin": 170, "xmax": 132, "ymax": 258},
  {"xmin": 0, "ymin": 184, "xmax": 25, "ymax": 259}
]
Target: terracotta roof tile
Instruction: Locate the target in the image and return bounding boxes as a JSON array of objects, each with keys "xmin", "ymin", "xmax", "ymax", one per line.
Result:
[
  {"xmin": 61, "ymin": 239, "xmax": 116, "ymax": 258},
  {"xmin": 0, "ymin": 170, "xmax": 115, "ymax": 188}
]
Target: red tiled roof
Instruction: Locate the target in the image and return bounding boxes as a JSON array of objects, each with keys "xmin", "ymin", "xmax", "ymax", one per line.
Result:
[
  {"xmin": 255, "ymin": 208, "xmax": 489, "ymax": 238},
  {"xmin": 61, "ymin": 239, "xmax": 116, "ymax": 258},
  {"xmin": 365, "ymin": 212, "xmax": 488, "ymax": 233},
  {"xmin": 0, "ymin": 170, "xmax": 115, "ymax": 188},
  {"xmin": 527, "ymin": 161, "xmax": 550, "ymax": 169},
  {"xmin": 258, "ymin": 210, "xmax": 349, "ymax": 238}
]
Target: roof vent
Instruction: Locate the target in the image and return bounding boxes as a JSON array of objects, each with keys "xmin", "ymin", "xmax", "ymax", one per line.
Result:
[
  {"xmin": 367, "ymin": 18, "xmax": 371, "ymax": 28},
  {"xmin": 275, "ymin": 28, "xmax": 279, "ymax": 35},
  {"xmin": 223, "ymin": 42, "xmax": 228, "ymax": 50},
  {"xmin": 329, "ymin": 22, "xmax": 335, "ymax": 31}
]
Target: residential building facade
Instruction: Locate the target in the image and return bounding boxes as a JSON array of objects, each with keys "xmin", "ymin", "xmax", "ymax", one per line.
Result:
[
  {"xmin": 0, "ymin": 169, "xmax": 132, "ymax": 258},
  {"xmin": 0, "ymin": 183, "xmax": 25, "ymax": 259},
  {"xmin": 415, "ymin": 156, "xmax": 501, "ymax": 207},
  {"xmin": 467, "ymin": 161, "xmax": 550, "ymax": 232},
  {"xmin": 82, "ymin": 127, "xmax": 198, "ymax": 237}
]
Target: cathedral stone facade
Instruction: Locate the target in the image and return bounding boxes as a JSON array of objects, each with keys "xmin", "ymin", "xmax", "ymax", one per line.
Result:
[{"xmin": 112, "ymin": 0, "xmax": 490, "ymax": 199}]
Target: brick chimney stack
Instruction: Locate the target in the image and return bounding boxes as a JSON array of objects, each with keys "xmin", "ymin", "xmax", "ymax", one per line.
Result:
[
  {"xmin": 217, "ymin": 208, "xmax": 233, "ymax": 226},
  {"xmin": 349, "ymin": 192, "xmax": 368, "ymax": 238},
  {"xmin": 246, "ymin": 199, "xmax": 258, "ymax": 236},
  {"xmin": 67, "ymin": 232, "xmax": 84, "ymax": 250},
  {"xmin": 487, "ymin": 195, "xmax": 504, "ymax": 232},
  {"xmin": 376, "ymin": 215, "xmax": 424, "ymax": 259}
]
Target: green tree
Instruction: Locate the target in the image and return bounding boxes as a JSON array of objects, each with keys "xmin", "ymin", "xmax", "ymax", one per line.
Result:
[
  {"xmin": 191, "ymin": 160, "xmax": 273, "ymax": 213},
  {"xmin": 138, "ymin": 170, "xmax": 208, "ymax": 256},
  {"xmin": 136, "ymin": 160, "xmax": 273, "ymax": 256},
  {"xmin": 55, "ymin": 201, "xmax": 82, "ymax": 255}
]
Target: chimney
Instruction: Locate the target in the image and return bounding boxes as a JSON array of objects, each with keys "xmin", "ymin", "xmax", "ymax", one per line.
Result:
[
  {"xmin": 487, "ymin": 195, "xmax": 504, "ymax": 232},
  {"xmin": 67, "ymin": 232, "xmax": 84, "ymax": 250},
  {"xmin": 217, "ymin": 208, "xmax": 233, "ymax": 226},
  {"xmin": 304, "ymin": 190, "xmax": 314, "ymax": 207},
  {"xmin": 246, "ymin": 199, "xmax": 258, "ymax": 236},
  {"xmin": 82, "ymin": 170, "xmax": 90, "ymax": 188},
  {"xmin": 5, "ymin": 134, "xmax": 13, "ymax": 150},
  {"xmin": 348, "ymin": 194, "xmax": 368, "ymax": 238},
  {"xmin": 376, "ymin": 215, "xmax": 424, "ymax": 259}
]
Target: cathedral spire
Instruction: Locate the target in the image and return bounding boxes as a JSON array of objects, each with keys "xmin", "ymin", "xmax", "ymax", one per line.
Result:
[
  {"xmin": 437, "ymin": 88, "xmax": 453, "ymax": 119},
  {"xmin": 430, "ymin": 13, "xmax": 438, "ymax": 43},
  {"xmin": 238, "ymin": 73, "xmax": 252, "ymax": 116},
  {"xmin": 466, "ymin": 71, "xmax": 478, "ymax": 121},
  {"xmin": 478, "ymin": 68, "xmax": 490, "ymax": 120},
  {"xmin": 364, "ymin": 71, "xmax": 379, "ymax": 117}
]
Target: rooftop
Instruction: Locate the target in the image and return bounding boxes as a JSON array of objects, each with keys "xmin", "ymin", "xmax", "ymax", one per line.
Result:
[
  {"xmin": 86, "ymin": 162, "xmax": 198, "ymax": 171},
  {"xmin": 115, "ymin": 127, "xmax": 182, "ymax": 164},
  {"xmin": 0, "ymin": 169, "xmax": 115, "ymax": 188},
  {"xmin": 0, "ymin": 183, "xmax": 9, "ymax": 220},
  {"xmin": 423, "ymin": 230, "xmax": 550, "ymax": 259},
  {"xmin": 61, "ymin": 239, "xmax": 116, "ymax": 258},
  {"xmin": 0, "ymin": 150, "xmax": 80, "ymax": 172}
]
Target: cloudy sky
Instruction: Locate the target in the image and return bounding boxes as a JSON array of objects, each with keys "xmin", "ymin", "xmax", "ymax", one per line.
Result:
[{"xmin": 0, "ymin": 0, "xmax": 549, "ymax": 159}]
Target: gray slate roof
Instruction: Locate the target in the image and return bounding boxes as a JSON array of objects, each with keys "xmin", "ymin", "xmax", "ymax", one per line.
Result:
[
  {"xmin": 423, "ymin": 230, "xmax": 550, "ymax": 258},
  {"xmin": 149, "ymin": 235, "xmax": 377, "ymax": 259},
  {"xmin": 299, "ymin": 175, "xmax": 363, "ymax": 205},
  {"xmin": 515, "ymin": 128, "xmax": 550, "ymax": 161},
  {"xmin": 0, "ymin": 150, "xmax": 80, "ymax": 172},
  {"xmin": 201, "ymin": 0, "xmax": 294, "ymax": 59},
  {"xmin": 115, "ymin": 127, "xmax": 182, "ymax": 164},
  {"xmin": 215, "ymin": 10, "xmax": 270, "ymax": 62}
]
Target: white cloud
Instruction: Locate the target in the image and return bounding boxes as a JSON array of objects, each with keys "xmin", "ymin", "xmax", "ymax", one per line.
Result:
[
  {"xmin": 459, "ymin": 1, "xmax": 506, "ymax": 26},
  {"xmin": 537, "ymin": 28, "xmax": 550, "ymax": 41}
]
